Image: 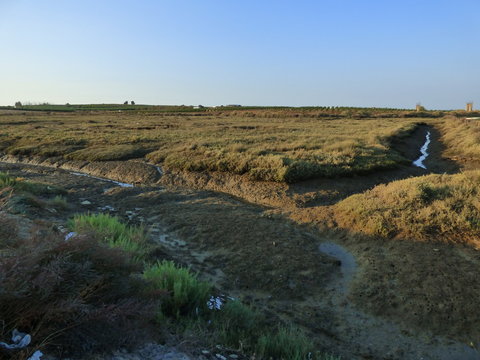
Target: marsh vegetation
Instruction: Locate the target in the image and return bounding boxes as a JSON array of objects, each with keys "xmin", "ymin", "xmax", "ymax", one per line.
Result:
[
  {"xmin": 1, "ymin": 107, "xmax": 479, "ymax": 359},
  {"xmin": 0, "ymin": 110, "xmax": 424, "ymax": 182}
]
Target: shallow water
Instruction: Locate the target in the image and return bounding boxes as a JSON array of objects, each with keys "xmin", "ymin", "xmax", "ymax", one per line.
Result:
[
  {"xmin": 319, "ymin": 242, "xmax": 356, "ymax": 295},
  {"xmin": 413, "ymin": 131, "xmax": 431, "ymax": 169},
  {"xmin": 319, "ymin": 242, "xmax": 356, "ymax": 277},
  {"xmin": 70, "ymin": 171, "xmax": 134, "ymax": 188}
]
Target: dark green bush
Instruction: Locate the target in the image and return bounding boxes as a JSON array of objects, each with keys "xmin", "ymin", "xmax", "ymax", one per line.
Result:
[{"xmin": 0, "ymin": 233, "xmax": 156, "ymax": 358}]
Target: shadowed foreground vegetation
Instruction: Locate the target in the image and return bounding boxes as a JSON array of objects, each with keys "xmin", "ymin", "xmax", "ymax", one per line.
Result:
[
  {"xmin": 334, "ymin": 170, "xmax": 480, "ymax": 245},
  {"xmin": 0, "ymin": 109, "xmax": 426, "ymax": 182},
  {"xmin": 0, "ymin": 175, "xmax": 338, "ymax": 359}
]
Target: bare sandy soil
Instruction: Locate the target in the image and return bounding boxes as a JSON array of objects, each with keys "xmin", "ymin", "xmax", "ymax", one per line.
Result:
[{"xmin": 1, "ymin": 123, "xmax": 480, "ymax": 359}]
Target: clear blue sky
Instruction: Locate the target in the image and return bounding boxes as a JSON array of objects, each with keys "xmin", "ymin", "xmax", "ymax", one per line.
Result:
[{"xmin": 1, "ymin": 0, "xmax": 478, "ymax": 109}]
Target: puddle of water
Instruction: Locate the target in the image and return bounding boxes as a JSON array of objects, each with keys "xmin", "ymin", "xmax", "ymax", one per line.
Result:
[
  {"xmin": 319, "ymin": 242, "xmax": 356, "ymax": 279},
  {"xmin": 70, "ymin": 171, "xmax": 134, "ymax": 188},
  {"xmin": 413, "ymin": 131, "xmax": 431, "ymax": 169},
  {"xmin": 319, "ymin": 242, "xmax": 356, "ymax": 298}
]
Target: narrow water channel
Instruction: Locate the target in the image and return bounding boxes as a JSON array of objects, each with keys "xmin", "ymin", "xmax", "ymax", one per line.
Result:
[
  {"xmin": 413, "ymin": 130, "xmax": 431, "ymax": 169},
  {"xmin": 70, "ymin": 171, "xmax": 134, "ymax": 188},
  {"xmin": 319, "ymin": 242, "xmax": 356, "ymax": 296}
]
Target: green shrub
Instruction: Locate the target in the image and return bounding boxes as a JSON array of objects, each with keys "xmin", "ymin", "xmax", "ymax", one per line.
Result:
[
  {"xmin": 256, "ymin": 327, "xmax": 314, "ymax": 360},
  {"xmin": 68, "ymin": 213, "xmax": 147, "ymax": 259},
  {"xmin": 0, "ymin": 233, "xmax": 154, "ymax": 358},
  {"xmin": 143, "ymin": 260, "xmax": 211, "ymax": 319},
  {"xmin": 212, "ymin": 300, "xmax": 259, "ymax": 350}
]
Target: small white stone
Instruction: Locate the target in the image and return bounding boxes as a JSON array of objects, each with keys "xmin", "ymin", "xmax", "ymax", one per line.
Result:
[
  {"xmin": 215, "ymin": 354, "xmax": 227, "ymax": 360},
  {"xmin": 80, "ymin": 200, "xmax": 91, "ymax": 205}
]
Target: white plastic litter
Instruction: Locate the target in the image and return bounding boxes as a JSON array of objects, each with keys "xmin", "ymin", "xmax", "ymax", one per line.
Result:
[
  {"xmin": 0, "ymin": 329, "xmax": 31, "ymax": 350},
  {"xmin": 207, "ymin": 296, "xmax": 224, "ymax": 310},
  {"xmin": 64, "ymin": 232, "xmax": 77, "ymax": 241},
  {"xmin": 28, "ymin": 350, "xmax": 43, "ymax": 360}
]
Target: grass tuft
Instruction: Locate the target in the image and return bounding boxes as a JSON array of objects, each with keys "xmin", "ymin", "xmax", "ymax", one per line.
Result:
[
  {"xmin": 256, "ymin": 326, "xmax": 315, "ymax": 360},
  {"xmin": 68, "ymin": 213, "xmax": 147, "ymax": 259},
  {"xmin": 143, "ymin": 260, "xmax": 211, "ymax": 319}
]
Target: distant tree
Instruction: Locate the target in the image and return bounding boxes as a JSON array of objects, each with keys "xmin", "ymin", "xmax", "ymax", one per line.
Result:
[
  {"xmin": 124, "ymin": 101, "xmax": 128, "ymax": 105},
  {"xmin": 14, "ymin": 101, "xmax": 22, "ymax": 108},
  {"xmin": 131, "ymin": 101, "xmax": 135, "ymax": 105},
  {"xmin": 66, "ymin": 103, "xmax": 71, "ymax": 106}
]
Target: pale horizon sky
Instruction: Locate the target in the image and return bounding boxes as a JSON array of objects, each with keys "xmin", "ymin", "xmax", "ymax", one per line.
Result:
[{"xmin": 1, "ymin": 0, "xmax": 478, "ymax": 110}]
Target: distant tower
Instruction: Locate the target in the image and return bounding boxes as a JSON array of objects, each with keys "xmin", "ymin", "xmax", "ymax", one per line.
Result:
[{"xmin": 466, "ymin": 102, "xmax": 473, "ymax": 112}]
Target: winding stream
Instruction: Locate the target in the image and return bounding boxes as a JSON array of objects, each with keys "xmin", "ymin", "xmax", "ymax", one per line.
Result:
[
  {"xmin": 70, "ymin": 171, "xmax": 134, "ymax": 188},
  {"xmin": 413, "ymin": 130, "xmax": 431, "ymax": 169}
]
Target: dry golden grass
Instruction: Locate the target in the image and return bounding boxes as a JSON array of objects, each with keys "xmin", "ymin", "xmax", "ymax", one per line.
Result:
[
  {"xmin": 0, "ymin": 111, "xmax": 423, "ymax": 182},
  {"xmin": 441, "ymin": 117, "xmax": 480, "ymax": 159},
  {"xmin": 334, "ymin": 170, "xmax": 480, "ymax": 245}
]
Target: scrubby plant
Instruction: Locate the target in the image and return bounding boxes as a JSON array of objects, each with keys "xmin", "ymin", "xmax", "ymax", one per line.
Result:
[
  {"xmin": 143, "ymin": 260, "xmax": 211, "ymax": 319},
  {"xmin": 68, "ymin": 213, "xmax": 147, "ymax": 259},
  {"xmin": 256, "ymin": 326, "xmax": 315, "ymax": 360},
  {"xmin": 334, "ymin": 170, "xmax": 480, "ymax": 244},
  {"xmin": 0, "ymin": 233, "xmax": 155, "ymax": 359},
  {"xmin": 210, "ymin": 299, "xmax": 263, "ymax": 353}
]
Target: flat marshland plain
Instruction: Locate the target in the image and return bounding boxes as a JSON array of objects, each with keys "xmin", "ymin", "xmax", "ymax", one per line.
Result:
[
  {"xmin": 1, "ymin": 107, "xmax": 480, "ymax": 360},
  {"xmin": 0, "ymin": 110, "xmax": 421, "ymax": 181}
]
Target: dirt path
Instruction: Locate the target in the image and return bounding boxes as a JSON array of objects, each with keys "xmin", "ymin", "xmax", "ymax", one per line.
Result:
[{"xmin": 2, "ymin": 157, "xmax": 479, "ymax": 360}]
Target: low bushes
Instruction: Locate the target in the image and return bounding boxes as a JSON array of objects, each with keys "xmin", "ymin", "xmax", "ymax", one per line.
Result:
[
  {"xmin": 143, "ymin": 260, "xmax": 211, "ymax": 319},
  {"xmin": 142, "ymin": 261, "xmax": 328, "ymax": 359},
  {"xmin": 257, "ymin": 327, "xmax": 315, "ymax": 360},
  {"xmin": 334, "ymin": 170, "xmax": 480, "ymax": 244},
  {"xmin": 0, "ymin": 233, "xmax": 155, "ymax": 359},
  {"xmin": 68, "ymin": 213, "xmax": 147, "ymax": 259},
  {"xmin": 65, "ymin": 144, "xmax": 151, "ymax": 161},
  {"xmin": 2, "ymin": 207, "xmax": 333, "ymax": 359}
]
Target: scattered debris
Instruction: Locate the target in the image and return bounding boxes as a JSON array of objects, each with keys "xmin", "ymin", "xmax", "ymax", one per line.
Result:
[
  {"xmin": 64, "ymin": 232, "xmax": 77, "ymax": 241},
  {"xmin": 28, "ymin": 350, "xmax": 43, "ymax": 360},
  {"xmin": 98, "ymin": 205, "xmax": 116, "ymax": 212},
  {"xmin": 0, "ymin": 329, "xmax": 31, "ymax": 350},
  {"xmin": 207, "ymin": 296, "xmax": 224, "ymax": 310}
]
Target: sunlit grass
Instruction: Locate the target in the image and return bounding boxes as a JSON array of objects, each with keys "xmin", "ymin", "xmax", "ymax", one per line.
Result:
[
  {"xmin": 334, "ymin": 170, "xmax": 480, "ymax": 245},
  {"xmin": 0, "ymin": 111, "xmax": 423, "ymax": 182}
]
